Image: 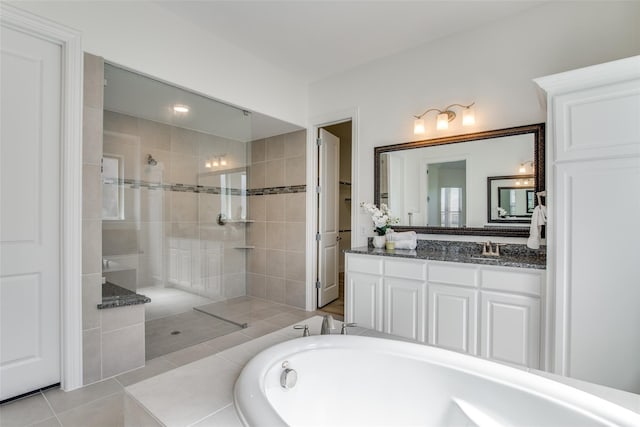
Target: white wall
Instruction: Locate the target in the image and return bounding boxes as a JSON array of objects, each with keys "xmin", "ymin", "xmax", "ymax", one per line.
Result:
[
  {"xmin": 309, "ymin": 1, "xmax": 640, "ymax": 245},
  {"xmin": 12, "ymin": 1, "xmax": 308, "ymax": 127}
]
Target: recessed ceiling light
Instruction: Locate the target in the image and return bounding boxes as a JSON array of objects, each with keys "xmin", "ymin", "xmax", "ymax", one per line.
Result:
[{"xmin": 173, "ymin": 104, "xmax": 189, "ymax": 113}]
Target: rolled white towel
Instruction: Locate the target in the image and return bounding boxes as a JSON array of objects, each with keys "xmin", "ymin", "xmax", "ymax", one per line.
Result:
[
  {"xmin": 392, "ymin": 239, "xmax": 417, "ymax": 250},
  {"xmin": 386, "ymin": 231, "xmax": 417, "ymax": 242},
  {"xmin": 527, "ymin": 205, "xmax": 547, "ymax": 249}
]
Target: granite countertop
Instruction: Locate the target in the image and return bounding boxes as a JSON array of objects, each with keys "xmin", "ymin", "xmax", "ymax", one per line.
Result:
[
  {"xmin": 347, "ymin": 240, "xmax": 546, "ymax": 270},
  {"xmin": 98, "ymin": 282, "xmax": 151, "ymax": 309}
]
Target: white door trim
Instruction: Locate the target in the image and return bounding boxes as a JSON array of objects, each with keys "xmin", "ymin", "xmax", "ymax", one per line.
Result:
[
  {"xmin": 1, "ymin": 4, "xmax": 84, "ymax": 392},
  {"xmin": 305, "ymin": 108, "xmax": 359, "ymax": 311}
]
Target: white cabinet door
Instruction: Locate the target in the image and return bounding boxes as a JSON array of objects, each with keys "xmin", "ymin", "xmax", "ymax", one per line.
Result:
[
  {"xmin": 345, "ymin": 272, "xmax": 382, "ymax": 330},
  {"xmin": 481, "ymin": 291, "xmax": 540, "ymax": 369},
  {"xmin": 383, "ymin": 278, "xmax": 425, "ymax": 341},
  {"xmin": 428, "ymin": 284, "xmax": 478, "ymax": 355}
]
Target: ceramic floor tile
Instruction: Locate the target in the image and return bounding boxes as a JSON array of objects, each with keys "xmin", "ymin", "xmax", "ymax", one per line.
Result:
[
  {"xmin": 0, "ymin": 393, "xmax": 55, "ymax": 427},
  {"xmin": 191, "ymin": 404, "xmax": 242, "ymax": 427},
  {"xmin": 200, "ymin": 331, "xmax": 253, "ymax": 353},
  {"xmin": 162, "ymin": 342, "xmax": 222, "ymax": 367},
  {"xmin": 55, "ymin": 392, "xmax": 124, "ymax": 427},
  {"xmin": 43, "ymin": 380, "xmax": 122, "ymax": 415},
  {"xmin": 126, "ymin": 355, "xmax": 242, "ymax": 427},
  {"xmin": 30, "ymin": 417, "xmax": 62, "ymax": 427},
  {"xmin": 238, "ymin": 320, "xmax": 282, "ymax": 338}
]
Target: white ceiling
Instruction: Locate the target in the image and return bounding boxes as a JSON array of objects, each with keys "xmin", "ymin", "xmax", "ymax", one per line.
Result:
[
  {"xmin": 106, "ymin": 1, "xmax": 547, "ymax": 141},
  {"xmin": 156, "ymin": 0, "xmax": 546, "ymax": 83}
]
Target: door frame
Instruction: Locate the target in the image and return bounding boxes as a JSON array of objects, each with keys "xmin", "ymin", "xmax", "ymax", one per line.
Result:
[
  {"xmin": 1, "ymin": 5, "xmax": 84, "ymax": 392},
  {"xmin": 305, "ymin": 108, "xmax": 359, "ymax": 311}
]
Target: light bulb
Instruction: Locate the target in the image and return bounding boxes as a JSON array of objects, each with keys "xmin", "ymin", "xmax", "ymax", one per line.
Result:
[
  {"xmin": 212, "ymin": 159, "xmax": 219, "ymax": 167},
  {"xmin": 413, "ymin": 118, "xmax": 425, "ymax": 135},
  {"xmin": 173, "ymin": 104, "xmax": 189, "ymax": 113},
  {"xmin": 205, "ymin": 161, "xmax": 211, "ymax": 168},
  {"xmin": 436, "ymin": 113, "xmax": 449, "ymax": 130},
  {"xmin": 462, "ymin": 106, "xmax": 475, "ymax": 126},
  {"xmin": 220, "ymin": 158, "xmax": 227, "ymax": 166},
  {"xmin": 519, "ymin": 163, "xmax": 526, "ymax": 173}
]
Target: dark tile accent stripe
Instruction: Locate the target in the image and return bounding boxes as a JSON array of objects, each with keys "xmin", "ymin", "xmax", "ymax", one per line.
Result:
[{"xmin": 247, "ymin": 185, "xmax": 306, "ymax": 196}]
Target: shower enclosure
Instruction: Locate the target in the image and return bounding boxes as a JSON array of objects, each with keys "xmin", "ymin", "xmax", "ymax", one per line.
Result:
[{"xmin": 101, "ymin": 64, "xmax": 254, "ymax": 358}]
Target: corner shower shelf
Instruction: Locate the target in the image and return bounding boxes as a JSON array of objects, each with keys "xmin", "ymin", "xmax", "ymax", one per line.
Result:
[{"xmin": 233, "ymin": 246, "xmax": 255, "ymax": 250}]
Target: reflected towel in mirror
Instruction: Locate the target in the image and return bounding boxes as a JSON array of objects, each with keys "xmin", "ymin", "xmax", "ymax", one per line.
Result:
[
  {"xmin": 386, "ymin": 231, "xmax": 418, "ymax": 249},
  {"xmin": 527, "ymin": 205, "xmax": 547, "ymax": 249}
]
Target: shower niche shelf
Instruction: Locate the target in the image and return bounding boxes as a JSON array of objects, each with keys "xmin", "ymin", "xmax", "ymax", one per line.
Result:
[{"xmin": 233, "ymin": 246, "xmax": 255, "ymax": 250}]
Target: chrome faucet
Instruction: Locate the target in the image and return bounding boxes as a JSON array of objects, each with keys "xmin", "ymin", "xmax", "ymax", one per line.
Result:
[
  {"xmin": 481, "ymin": 241, "xmax": 504, "ymax": 256},
  {"xmin": 320, "ymin": 315, "xmax": 336, "ymax": 335}
]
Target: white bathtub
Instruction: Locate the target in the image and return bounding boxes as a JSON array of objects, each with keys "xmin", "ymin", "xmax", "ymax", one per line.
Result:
[{"xmin": 234, "ymin": 335, "xmax": 640, "ymax": 426}]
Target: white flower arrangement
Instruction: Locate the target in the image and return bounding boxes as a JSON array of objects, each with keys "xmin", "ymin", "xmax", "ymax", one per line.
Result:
[
  {"xmin": 497, "ymin": 207, "xmax": 507, "ymax": 218},
  {"xmin": 361, "ymin": 202, "xmax": 399, "ymax": 236}
]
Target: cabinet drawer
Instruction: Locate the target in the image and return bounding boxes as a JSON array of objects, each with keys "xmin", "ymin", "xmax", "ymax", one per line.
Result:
[
  {"xmin": 384, "ymin": 258, "xmax": 426, "ymax": 280},
  {"xmin": 428, "ymin": 262, "xmax": 477, "ymax": 287},
  {"xmin": 346, "ymin": 254, "xmax": 383, "ymax": 275},
  {"xmin": 481, "ymin": 268, "xmax": 543, "ymax": 296}
]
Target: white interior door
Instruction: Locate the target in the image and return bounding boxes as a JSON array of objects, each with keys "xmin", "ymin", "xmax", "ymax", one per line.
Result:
[
  {"xmin": 1, "ymin": 24, "xmax": 62, "ymax": 400},
  {"xmin": 317, "ymin": 128, "xmax": 340, "ymax": 307}
]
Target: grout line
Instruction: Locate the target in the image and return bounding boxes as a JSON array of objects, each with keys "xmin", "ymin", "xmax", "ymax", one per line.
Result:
[
  {"xmin": 186, "ymin": 403, "xmax": 234, "ymax": 427},
  {"xmin": 50, "ymin": 390, "xmax": 123, "ymax": 419},
  {"xmin": 40, "ymin": 391, "xmax": 64, "ymax": 427}
]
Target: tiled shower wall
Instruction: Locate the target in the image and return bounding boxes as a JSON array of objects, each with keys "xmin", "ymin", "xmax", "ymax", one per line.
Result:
[
  {"xmin": 102, "ymin": 111, "xmax": 248, "ymax": 300},
  {"xmin": 246, "ymin": 131, "xmax": 307, "ymax": 308},
  {"xmin": 83, "ymin": 54, "xmax": 145, "ymax": 385}
]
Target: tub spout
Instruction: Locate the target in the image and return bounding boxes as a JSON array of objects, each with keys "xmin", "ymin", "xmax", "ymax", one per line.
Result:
[{"xmin": 320, "ymin": 315, "xmax": 335, "ymax": 335}]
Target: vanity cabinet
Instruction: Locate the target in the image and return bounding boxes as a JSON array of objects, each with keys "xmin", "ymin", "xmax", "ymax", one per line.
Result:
[{"xmin": 346, "ymin": 253, "xmax": 546, "ymax": 369}]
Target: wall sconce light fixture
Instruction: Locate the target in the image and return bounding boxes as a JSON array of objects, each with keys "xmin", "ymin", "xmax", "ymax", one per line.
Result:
[
  {"xmin": 205, "ymin": 155, "xmax": 227, "ymax": 169},
  {"xmin": 519, "ymin": 160, "xmax": 534, "ymax": 174},
  {"xmin": 413, "ymin": 102, "xmax": 475, "ymax": 134}
]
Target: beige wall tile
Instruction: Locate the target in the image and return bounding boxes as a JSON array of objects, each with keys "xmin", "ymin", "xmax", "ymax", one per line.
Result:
[
  {"xmin": 82, "ymin": 274, "xmax": 102, "ymax": 330},
  {"xmin": 102, "ymin": 324, "xmax": 145, "ymax": 378},
  {"xmin": 83, "ymin": 328, "xmax": 102, "ymax": 385},
  {"xmin": 285, "ymin": 222, "xmax": 306, "ymax": 252},
  {"xmin": 139, "ymin": 118, "xmax": 171, "ymax": 152},
  {"xmin": 83, "ymin": 219, "xmax": 102, "ymax": 274},
  {"xmin": 266, "ymin": 250, "xmax": 285, "ymax": 278},
  {"xmin": 101, "ymin": 305, "xmax": 145, "ymax": 333},
  {"xmin": 285, "ymin": 193, "xmax": 306, "ymax": 222},
  {"xmin": 265, "ymin": 194, "xmax": 285, "ymax": 221},
  {"xmin": 104, "ymin": 110, "xmax": 138, "ymax": 135},
  {"xmin": 246, "ymin": 221, "xmax": 266, "ymax": 248},
  {"xmin": 198, "ymin": 193, "xmax": 221, "ymax": 225},
  {"xmin": 171, "ymin": 152, "xmax": 199, "ymax": 185},
  {"xmin": 248, "ymin": 162, "xmax": 265, "ymax": 190},
  {"xmin": 247, "ymin": 248, "xmax": 266, "ymax": 275},
  {"xmin": 83, "ymin": 106, "xmax": 103, "ymax": 165},
  {"xmin": 284, "ymin": 130, "xmax": 306, "ymax": 158},
  {"xmin": 285, "ymin": 280, "xmax": 306, "ymax": 308},
  {"xmin": 246, "ymin": 273, "xmax": 266, "ymax": 299},
  {"xmin": 223, "ymin": 248, "xmax": 245, "ymax": 274},
  {"xmin": 171, "ymin": 192, "xmax": 198, "ymax": 222},
  {"xmin": 266, "ymin": 222, "xmax": 286, "ymax": 250},
  {"xmin": 102, "ymin": 227, "xmax": 139, "ymax": 257},
  {"xmin": 250, "ymin": 139, "xmax": 265, "ymax": 163},
  {"xmin": 140, "ymin": 188, "xmax": 168, "ymax": 223},
  {"xmin": 171, "ymin": 126, "xmax": 202, "ymax": 155},
  {"xmin": 285, "ymin": 155, "xmax": 306, "ymax": 186},
  {"xmin": 83, "ymin": 164, "xmax": 102, "ymax": 220},
  {"xmin": 83, "ymin": 53, "xmax": 103, "ymax": 109},
  {"xmin": 169, "ymin": 222, "xmax": 198, "ymax": 239},
  {"xmin": 223, "ymin": 273, "xmax": 246, "ymax": 299},
  {"xmin": 247, "ymin": 195, "xmax": 265, "ymax": 221},
  {"xmin": 266, "ymin": 276, "xmax": 285, "ymax": 303},
  {"xmin": 285, "ymin": 251, "xmax": 305, "ymax": 282},
  {"xmin": 265, "ymin": 159, "xmax": 285, "ymax": 188},
  {"xmin": 265, "ymin": 135, "xmax": 284, "ymax": 160}
]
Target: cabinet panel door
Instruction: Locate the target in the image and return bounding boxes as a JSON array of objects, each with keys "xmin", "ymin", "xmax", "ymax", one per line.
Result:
[
  {"xmin": 345, "ymin": 272, "xmax": 382, "ymax": 330},
  {"xmin": 481, "ymin": 292, "xmax": 540, "ymax": 368},
  {"xmin": 383, "ymin": 278, "xmax": 425, "ymax": 341},
  {"xmin": 428, "ymin": 285, "xmax": 478, "ymax": 355}
]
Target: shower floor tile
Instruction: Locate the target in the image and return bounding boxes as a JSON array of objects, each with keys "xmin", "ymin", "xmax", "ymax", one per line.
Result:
[
  {"xmin": 138, "ymin": 286, "xmax": 220, "ymax": 321},
  {"xmin": 145, "ymin": 310, "xmax": 242, "ymax": 360}
]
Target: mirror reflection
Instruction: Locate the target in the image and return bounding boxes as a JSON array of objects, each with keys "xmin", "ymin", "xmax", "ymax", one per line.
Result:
[
  {"xmin": 374, "ymin": 123, "xmax": 544, "ymax": 236},
  {"xmin": 487, "ymin": 175, "xmax": 534, "ymax": 223}
]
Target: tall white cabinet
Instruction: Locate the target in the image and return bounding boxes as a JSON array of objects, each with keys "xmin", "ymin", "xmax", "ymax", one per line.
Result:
[{"xmin": 535, "ymin": 55, "xmax": 640, "ymax": 394}]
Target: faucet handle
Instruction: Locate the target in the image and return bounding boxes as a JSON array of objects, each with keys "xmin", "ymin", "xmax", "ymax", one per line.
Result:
[
  {"xmin": 293, "ymin": 324, "xmax": 310, "ymax": 337},
  {"xmin": 341, "ymin": 323, "xmax": 357, "ymax": 335}
]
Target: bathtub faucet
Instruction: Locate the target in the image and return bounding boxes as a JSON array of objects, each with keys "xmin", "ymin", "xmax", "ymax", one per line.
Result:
[{"xmin": 320, "ymin": 315, "xmax": 336, "ymax": 335}]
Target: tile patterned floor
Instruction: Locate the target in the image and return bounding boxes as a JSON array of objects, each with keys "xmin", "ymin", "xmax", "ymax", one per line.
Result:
[{"xmin": 0, "ymin": 297, "xmax": 329, "ymax": 427}]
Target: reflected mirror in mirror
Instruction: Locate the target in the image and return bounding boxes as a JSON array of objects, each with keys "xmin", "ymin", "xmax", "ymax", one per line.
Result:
[
  {"xmin": 374, "ymin": 123, "xmax": 544, "ymax": 237},
  {"xmin": 487, "ymin": 175, "xmax": 534, "ymax": 223}
]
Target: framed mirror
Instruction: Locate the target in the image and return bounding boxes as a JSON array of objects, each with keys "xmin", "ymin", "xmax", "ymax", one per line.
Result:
[
  {"xmin": 374, "ymin": 123, "xmax": 544, "ymax": 237},
  {"xmin": 487, "ymin": 175, "xmax": 534, "ymax": 223}
]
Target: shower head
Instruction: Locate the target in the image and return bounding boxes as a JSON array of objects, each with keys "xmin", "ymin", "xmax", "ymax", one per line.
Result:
[{"xmin": 147, "ymin": 154, "xmax": 157, "ymax": 166}]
